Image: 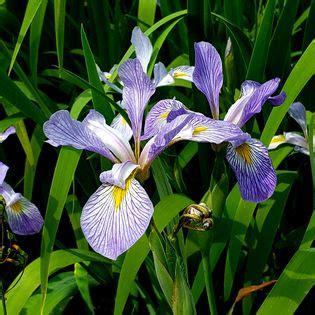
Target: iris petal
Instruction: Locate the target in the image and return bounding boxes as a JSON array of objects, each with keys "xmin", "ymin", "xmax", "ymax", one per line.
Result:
[
  {"xmin": 226, "ymin": 138, "xmax": 277, "ymax": 202},
  {"xmin": 0, "ymin": 183, "xmax": 43, "ymax": 235},
  {"xmin": 0, "ymin": 162, "xmax": 9, "ymax": 185},
  {"xmin": 288, "ymin": 102, "xmax": 307, "ymax": 137},
  {"xmin": 81, "ymin": 162, "xmax": 153, "ymax": 260},
  {"xmin": 193, "ymin": 42, "xmax": 223, "ymax": 119},
  {"xmin": 224, "ymin": 78, "xmax": 284, "ymax": 127},
  {"xmin": 119, "ymin": 59, "xmax": 155, "ymax": 143},
  {"xmin": 131, "ymin": 27, "xmax": 153, "ymax": 73},
  {"xmin": 153, "ymin": 62, "xmax": 174, "ymax": 87},
  {"xmin": 110, "ymin": 114, "xmax": 133, "ymax": 141},
  {"xmin": 0, "ymin": 126, "xmax": 15, "ymax": 143},
  {"xmin": 169, "ymin": 66, "xmax": 195, "ymax": 82}
]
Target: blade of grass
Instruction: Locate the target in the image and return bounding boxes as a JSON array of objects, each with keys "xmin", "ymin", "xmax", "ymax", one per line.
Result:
[
  {"xmin": 261, "ymin": 40, "xmax": 315, "ymax": 146},
  {"xmin": 54, "ymin": 0, "xmax": 67, "ymax": 69},
  {"xmin": 138, "ymin": 0, "xmax": 156, "ymax": 30},
  {"xmin": 8, "ymin": 0, "xmax": 42, "ymax": 74},
  {"xmin": 246, "ymin": 0, "xmax": 276, "ymax": 81}
]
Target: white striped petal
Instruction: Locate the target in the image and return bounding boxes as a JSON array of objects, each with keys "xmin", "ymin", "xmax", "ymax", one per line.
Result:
[
  {"xmin": 81, "ymin": 162, "xmax": 153, "ymax": 260},
  {"xmin": 0, "ymin": 126, "xmax": 15, "ymax": 143},
  {"xmin": 169, "ymin": 66, "xmax": 195, "ymax": 82},
  {"xmin": 110, "ymin": 114, "xmax": 133, "ymax": 142},
  {"xmin": 0, "ymin": 162, "xmax": 9, "ymax": 185}
]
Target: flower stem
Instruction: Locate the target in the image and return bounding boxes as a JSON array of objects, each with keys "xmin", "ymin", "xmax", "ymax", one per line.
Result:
[{"xmin": 201, "ymin": 251, "xmax": 217, "ymax": 315}]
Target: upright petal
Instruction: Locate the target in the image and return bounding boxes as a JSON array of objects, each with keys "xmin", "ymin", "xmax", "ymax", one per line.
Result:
[
  {"xmin": 119, "ymin": 59, "xmax": 156, "ymax": 143},
  {"xmin": 142, "ymin": 99, "xmax": 188, "ymax": 140},
  {"xmin": 0, "ymin": 126, "xmax": 15, "ymax": 143},
  {"xmin": 224, "ymin": 78, "xmax": 284, "ymax": 127},
  {"xmin": 288, "ymin": 102, "xmax": 307, "ymax": 137},
  {"xmin": 193, "ymin": 42, "xmax": 223, "ymax": 119},
  {"xmin": 110, "ymin": 114, "xmax": 133, "ymax": 141},
  {"xmin": 169, "ymin": 66, "xmax": 195, "ymax": 82},
  {"xmin": 226, "ymin": 138, "xmax": 276, "ymax": 202},
  {"xmin": 131, "ymin": 27, "xmax": 153, "ymax": 73},
  {"xmin": 153, "ymin": 62, "xmax": 175, "ymax": 87},
  {"xmin": 0, "ymin": 182, "xmax": 43, "ymax": 235},
  {"xmin": 0, "ymin": 162, "xmax": 8, "ymax": 185},
  {"xmin": 81, "ymin": 162, "xmax": 153, "ymax": 260}
]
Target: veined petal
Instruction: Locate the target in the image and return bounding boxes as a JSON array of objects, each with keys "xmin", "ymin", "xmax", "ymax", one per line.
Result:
[
  {"xmin": 110, "ymin": 114, "xmax": 133, "ymax": 142},
  {"xmin": 226, "ymin": 138, "xmax": 276, "ymax": 202},
  {"xmin": 142, "ymin": 99, "xmax": 188, "ymax": 140},
  {"xmin": 119, "ymin": 59, "xmax": 155, "ymax": 143},
  {"xmin": 0, "ymin": 126, "xmax": 15, "ymax": 143},
  {"xmin": 0, "ymin": 162, "xmax": 8, "ymax": 185},
  {"xmin": 81, "ymin": 164, "xmax": 153, "ymax": 260},
  {"xmin": 268, "ymin": 132, "xmax": 308, "ymax": 153},
  {"xmin": 43, "ymin": 110, "xmax": 118, "ymax": 162},
  {"xmin": 99, "ymin": 161, "xmax": 139, "ymax": 188},
  {"xmin": 169, "ymin": 66, "xmax": 195, "ymax": 82},
  {"xmin": 83, "ymin": 110, "xmax": 136, "ymax": 162},
  {"xmin": 0, "ymin": 182, "xmax": 43, "ymax": 235},
  {"xmin": 153, "ymin": 62, "xmax": 175, "ymax": 87},
  {"xmin": 193, "ymin": 42, "xmax": 223, "ymax": 119},
  {"xmin": 140, "ymin": 113, "xmax": 248, "ymax": 168},
  {"xmin": 288, "ymin": 102, "xmax": 307, "ymax": 137},
  {"xmin": 131, "ymin": 27, "xmax": 153, "ymax": 73},
  {"xmin": 224, "ymin": 78, "xmax": 284, "ymax": 127}
]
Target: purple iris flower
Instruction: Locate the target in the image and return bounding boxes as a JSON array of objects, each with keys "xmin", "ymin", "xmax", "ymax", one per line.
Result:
[
  {"xmin": 142, "ymin": 42, "xmax": 285, "ymax": 203},
  {"xmin": 0, "ymin": 127, "xmax": 43, "ymax": 235},
  {"xmin": 269, "ymin": 102, "xmax": 309, "ymax": 155},
  {"xmin": 43, "ymin": 56, "xmax": 249, "ymax": 260}
]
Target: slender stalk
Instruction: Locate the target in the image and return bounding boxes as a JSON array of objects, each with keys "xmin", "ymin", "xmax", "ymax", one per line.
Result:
[{"xmin": 201, "ymin": 251, "xmax": 217, "ymax": 315}]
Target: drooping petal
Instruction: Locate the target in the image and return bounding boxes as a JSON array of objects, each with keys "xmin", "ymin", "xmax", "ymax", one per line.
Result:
[
  {"xmin": 142, "ymin": 99, "xmax": 188, "ymax": 140},
  {"xmin": 288, "ymin": 102, "xmax": 307, "ymax": 137},
  {"xmin": 268, "ymin": 134, "xmax": 286, "ymax": 150},
  {"xmin": 81, "ymin": 162, "xmax": 153, "ymax": 260},
  {"xmin": 119, "ymin": 59, "xmax": 156, "ymax": 143},
  {"xmin": 0, "ymin": 162, "xmax": 8, "ymax": 185},
  {"xmin": 226, "ymin": 138, "xmax": 277, "ymax": 202},
  {"xmin": 140, "ymin": 113, "xmax": 249, "ymax": 168},
  {"xmin": 153, "ymin": 62, "xmax": 175, "ymax": 87},
  {"xmin": 224, "ymin": 78, "xmax": 284, "ymax": 127},
  {"xmin": 131, "ymin": 27, "xmax": 153, "ymax": 73},
  {"xmin": 0, "ymin": 182, "xmax": 43, "ymax": 235},
  {"xmin": 169, "ymin": 66, "xmax": 195, "ymax": 82},
  {"xmin": 110, "ymin": 114, "xmax": 133, "ymax": 141},
  {"xmin": 0, "ymin": 126, "xmax": 15, "ymax": 143},
  {"xmin": 193, "ymin": 42, "xmax": 223, "ymax": 119},
  {"xmin": 268, "ymin": 132, "xmax": 309, "ymax": 154}
]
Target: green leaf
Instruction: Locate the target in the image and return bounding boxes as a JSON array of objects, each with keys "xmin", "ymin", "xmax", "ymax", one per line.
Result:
[
  {"xmin": 257, "ymin": 249, "xmax": 315, "ymax": 314},
  {"xmin": 22, "ymin": 272, "xmax": 78, "ymax": 315},
  {"xmin": 172, "ymin": 260, "xmax": 196, "ymax": 315},
  {"xmin": 303, "ymin": 0, "xmax": 315, "ymax": 50},
  {"xmin": 54, "ymin": 0, "xmax": 67, "ymax": 69},
  {"xmin": 114, "ymin": 194, "xmax": 193, "ymax": 315},
  {"xmin": 0, "ymin": 69, "xmax": 46, "ymax": 125},
  {"xmin": 8, "ymin": 0, "xmax": 42, "ymax": 74},
  {"xmin": 3, "ymin": 249, "xmax": 107, "ymax": 315},
  {"xmin": 246, "ymin": 0, "xmax": 276, "ymax": 81},
  {"xmin": 40, "ymin": 91, "xmax": 89, "ymax": 311},
  {"xmin": 138, "ymin": 0, "xmax": 156, "ymax": 30},
  {"xmin": 81, "ymin": 26, "xmax": 114, "ymax": 121},
  {"xmin": 29, "ymin": 0, "xmax": 48, "ymax": 82},
  {"xmin": 261, "ymin": 40, "xmax": 315, "ymax": 146}
]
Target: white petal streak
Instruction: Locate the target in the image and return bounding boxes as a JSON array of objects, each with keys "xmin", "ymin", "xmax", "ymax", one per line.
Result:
[{"xmin": 81, "ymin": 179, "xmax": 153, "ymax": 260}]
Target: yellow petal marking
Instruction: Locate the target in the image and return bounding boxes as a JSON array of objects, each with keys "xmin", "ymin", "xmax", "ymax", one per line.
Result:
[
  {"xmin": 159, "ymin": 111, "xmax": 169, "ymax": 119},
  {"xmin": 112, "ymin": 178, "xmax": 132, "ymax": 211},
  {"xmin": 270, "ymin": 135, "xmax": 285, "ymax": 144},
  {"xmin": 193, "ymin": 126, "xmax": 207, "ymax": 135},
  {"xmin": 120, "ymin": 116, "xmax": 127, "ymax": 126},
  {"xmin": 11, "ymin": 201, "xmax": 23, "ymax": 213},
  {"xmin": 235, "ymin": 143, "xmax": 252, "ymax": 165},
  {"xmin": 173, "ymin": 71, "xmax": 188, "ymax": 78}
]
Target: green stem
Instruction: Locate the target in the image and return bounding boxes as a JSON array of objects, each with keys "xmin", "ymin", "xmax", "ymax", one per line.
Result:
[
  {"xmin": 201, "ymin": 251, "xmax": 217, "ymax": 315},
  {"xmin": 0, "ymin": 278, "xmax": 7, "ymax": 315}
]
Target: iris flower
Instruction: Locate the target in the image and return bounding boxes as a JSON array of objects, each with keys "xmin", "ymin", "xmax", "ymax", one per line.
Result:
[
  {"xmin": 0, "ymin": 127, "xmax": 43, "ymax": 235},
  {"xmin": 145, "ymin": 41, "xmax": 285, "ymax": 203},
  {"xmin": 43, "ymin": 56, "xmax": 249, "ymax": 260},
  {"xmin": 269, "ymin": 102, "xmax": 309, "ymax": 155}
]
